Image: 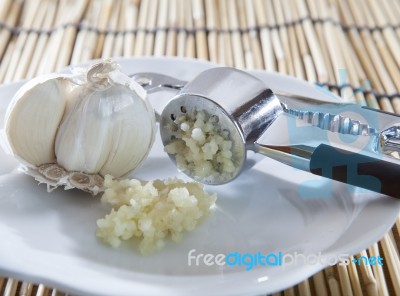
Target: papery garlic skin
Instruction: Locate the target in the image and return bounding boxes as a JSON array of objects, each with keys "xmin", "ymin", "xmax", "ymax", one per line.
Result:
[{"xmin": 4, "ymin": 59, "xmax": 156, "ymax": 195}]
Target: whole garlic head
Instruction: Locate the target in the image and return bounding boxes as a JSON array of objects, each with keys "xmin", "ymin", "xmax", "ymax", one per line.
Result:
[{"xmin": 4, "ymin": 59, "xmax": 156, "ymax": 195}]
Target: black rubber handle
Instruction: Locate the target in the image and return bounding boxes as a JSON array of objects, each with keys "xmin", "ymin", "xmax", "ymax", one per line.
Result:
[{"xmin": 310, "ymin": 144, "xmax": 400, "ymax": 199}]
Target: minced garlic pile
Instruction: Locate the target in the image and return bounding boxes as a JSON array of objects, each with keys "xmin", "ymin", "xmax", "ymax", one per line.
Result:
[
  {"xmin": 164, "ymin": 110, "xmax": 237, "ymax": 183},
  {"xmin": 96, "ymin": 175, "xmax": 217, "ymax": 255}
]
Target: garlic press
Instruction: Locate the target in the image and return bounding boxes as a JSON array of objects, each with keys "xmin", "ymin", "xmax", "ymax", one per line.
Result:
[{"xmin": 131, "ymin": 68, "xmax": 400, "ymax": 199}]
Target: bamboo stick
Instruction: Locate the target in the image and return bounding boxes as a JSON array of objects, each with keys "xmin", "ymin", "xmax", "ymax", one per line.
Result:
[
  {"xmin": 3, "ymin": 0, "xmax": 41, "ymax": 82},
  {"xmin": 18, "ymin": 1, "xmax": 30, "ymax": 21},
  {"xmin": 281, "ymin": 0, "xmax": 305, "ymax": 80},
  {"xmin": 192, "ymin": 0, "xmax": 208, "ymax": 60},
  {"xmin": 266, "ymin": 0, "xmax": 286, "ymax": 74},
  {"xmin": 13, "ymin": 0, "xmax": 49, "ymax": 80},
  {"xmin": 0, "ymin": 0, "xmax": 22, "ymax": 60},
  {"xmin": 236, "ymin": 0, "xmax": 255, "ymax": 70},
  {"xmin": 289, "ymin": 0, "xmax": 316, "ymax": 82},
  {"xmin": 134, "ymin": 0, "xmax": 149, "ymax": 56},
  {"xmin": 215, "ymin": 0, "xmax": 229, "ymax": 65},
  {"xmin": 319, "ymin": 0, "xmax": 345, "ymax": 85},
  {"xmin": 176, "ymin": 0, "xmax": 186, "ymax": 57},
  {"xmin": 368, "ymin": 244, "xmax": 389, "ymax": 296},
  {"xmin": 283, "ymin": 287, "xmax": 295, "ymax": 296},
  {"xmin": 273, "ymin": 0, "xmax": 295, "ymax": 76},
  {"xmin": 243, "ymin": 0, "xmax": 264, "ymax": 69},
  {"xmin": 0, "ymin": 0, "xmax": 12, "ymax": 21},
  {"xmin": 102, "ymin": 0, "xmax": 122, "ymax": 58},
  {"xmin": 379, "ymin": 97, "xmax": 395, "ymax": 113},
  {"xmin": 324, "ymin": 266, "xmax": 342, "ymax": 295},
  {"xmin": 19, "ymin": 1, "xmax": 38, "ymax": 27},
  {"xmin": 143, "ymin": 0, "xmax": 158, "ymax": 56},
  {"xmin": 26, "ymin": 0, "xmax": 57, "ymax": 76},
  {"xmin": 381, "ymin": 0, "xmax": 400, "ymax": 41},
  {"xmin": 381, "ymin": 234, "xmax": 400, "ymax": 295},
  {"xmin": 367, "ymin": 0, "xmax": 400, "ymax": 69},
  {"xmin": 184, "ymin": 0, "xmax": 195, "ymax": 58},
  {"xmin": 336, "ymin": 0, "xmax": 383, "ymax": 92},
  {"xmin": 3, "ymin": 278, "xmax": 17, "ymax": 296},
  {"xmin": 326, "ymin": 1, "xmax": 359, "ymax": 103},
  {"xmin": 337, "ymin": 264, "xmax": 353, "ymax": 296},
  {"xmin": 253, "ymin": 0, "xmax": 274, "ymax": 71},
  {"xmin": 347, "ymin": 0, "xmax": 396, "ymax": 95},
  {"xmin": 358, "ymin": 250, "xmax": 378, "ymax": 296},
  {"xmin": 51, "ymin": 289, "xmax": 65, "ymax": 296},
  {"xmin": 153, "ymin": 0, "xmax": 168, "ymax": 56},
  {"xmin": 312, "ymin": 270, "xmax": 329, "ymax": 296},
  {"xmin": 307, "ymin": 0, "xmax": 335, "ymax": 83},
  {"xmin": 358, "ymin": 0, "xmax": 400, "ymax": 92},
  {"xmin": 387, "ymin": 230, "xmax": 399, "ymax": 258},
  {"xmin": 333, "ymin": 11, "xmax": 368, "ymax": 105},
  {"xmin": 337, "ymin": 0, "xmax": 397, "ymax": 113},
  {"xmin": 70, "ymin": 0, "xmax": 97, "ymax": 65},
  {"xmin": 391, "ymin": 98, "xmax": 400, "ymax": 115},
  {"xmin": 265, "ymin": 0, "xmax": 287, "ymax": 73},
  {"xmin": 79, "ymin": 0, "xmax": 103, "ymax": 61},
  {"xmin": 112, "ymin": 1, "xmax": 125, "ymax": 57},
  {"xmin": 93, "ymin": 0, "xmax": 113, "ymax": 59},
  {"xmin": 217, "ymin": 0, "xmax": 233, "ymax": 66},
  {"xmin": 345, "ymin": 32, "xmax": 372, "ymax": 91},
  {"xmin": 204, "ymin": 0, "xmax": 218, "ymax": 63},
  {"xmin": 295, "ymin": 0, "xmax": 327, "ymax": 82},
  {"xmin": 394, "ymin": 0, "xmax": 400, "ymax": 18},
  {"xmin": 123, "ymin": 0, "xmax": 139, "ymax": 57},
  {"xmin": 165, "ymin": 0, "xmax": 177, "ymax": 56},
  {"xmin": 298, "ymin": 279, "xmax": 312, "ymax": 296},
  {"xmin": 0, "ymin": 38, "xmax": 16, "ymax": 83},
  {"xmin": 388, "ymin": 0, "xmax": 400, "ymax": 40},
  {"xmin": 381, "ymin": 0, "xmax": 399, "ymax": 25},
  {"xmin": 348, "ymin": 256, "xmax": 363, "ymax": 296},
  {"xmin": 344, "ymin": 35, "xmax": 380, "ymax": 108},
  {"xmin": 364, "ymin": 94, "xmax": 381, "ymax": 111},
  {"xmin": 55, "ymin": 0, "xmax": 88, "ymax": 69},
  {"xmin": 37, "ymin": 0, "xmax": 70, "ymax": 74},
  {"xmin": 335, "ymin": 37, "xmax": 359, "ymax": 92},
  {"xmin": 396, "ymin": 217, "xmax": 400, "ymax": 244},
  {"xmin": 0, "ymin": 277, "xmax": 4, "ymax": 292},
  {"xmin": 19, "ymin": 281, "xmax": 33, "ymax": 296},
  {"xmin": 35, "ymin": 284, "xmax": 48, "ymax": 296},
  {"xmin": 226, "ymin": 0, "xmax": 244, "ymax": 68}
]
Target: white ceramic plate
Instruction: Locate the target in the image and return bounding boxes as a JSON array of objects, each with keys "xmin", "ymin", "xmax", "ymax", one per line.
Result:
[{"xmin": 0, "ymin": 57, "xmax": 399, "ymax": 296}]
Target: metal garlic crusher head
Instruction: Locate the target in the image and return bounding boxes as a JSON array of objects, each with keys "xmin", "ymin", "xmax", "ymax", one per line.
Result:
[
  {"xmin": 132, "ymin": 68, "xmax": 400, "ymax": 198},
  {"xmin": 159, "ymin": 68, "xmax": 284, "ymax": 184}
]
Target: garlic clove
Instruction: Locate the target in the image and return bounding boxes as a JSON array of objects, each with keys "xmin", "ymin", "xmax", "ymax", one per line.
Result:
[
  {"xmin": 54, "ymin": 86, "xmax": 115, "ymax": 174},
  {"xmin": 55, "ymin": 63, "xmax": 156, "ymax": 178},
  {"xmin": 99, "ymin": 85, "xmax": 156, "ymax": 178},
  {"xmin": 5, "ymin": 75, "xmax": 71, "ymax": 167}
]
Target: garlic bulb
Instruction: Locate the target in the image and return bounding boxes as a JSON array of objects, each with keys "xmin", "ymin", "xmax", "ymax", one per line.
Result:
[{"xmin": 4, "ymin": 59, "xmax": 156, "ymax": 195}]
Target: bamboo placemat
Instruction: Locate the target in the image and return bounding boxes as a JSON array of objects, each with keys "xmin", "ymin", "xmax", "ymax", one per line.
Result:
[{"xmin": 0, "ymin": 0, "xmax": 399, "ymax": 295}]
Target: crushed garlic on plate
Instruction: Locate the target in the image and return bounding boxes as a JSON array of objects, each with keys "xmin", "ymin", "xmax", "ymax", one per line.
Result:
[
  {"xmin": 164, "ymin": 110, "xmax": 238, "ymax": 183},
  {"xmin": 96, "ymin": 175, "xmax": 217, "ymax": 255}
]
